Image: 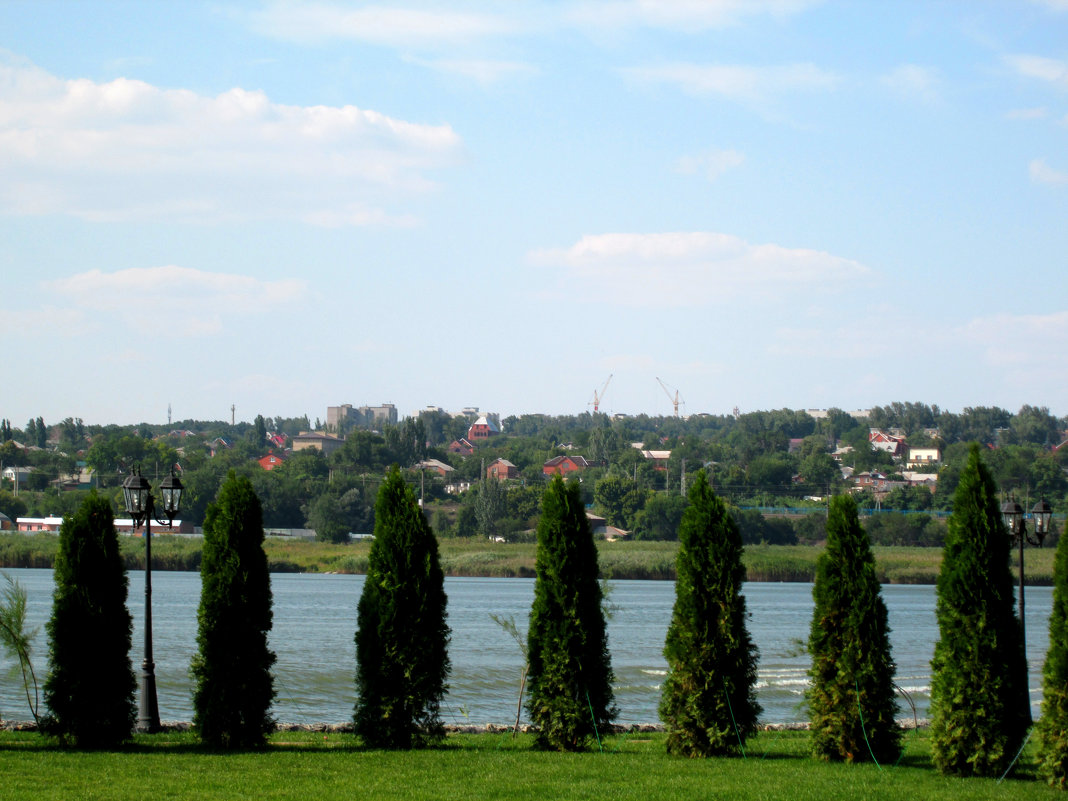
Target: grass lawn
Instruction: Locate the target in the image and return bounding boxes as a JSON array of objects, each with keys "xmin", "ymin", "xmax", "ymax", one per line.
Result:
[{"xmin": 0, "ymin": 729, "xmax": 1054, "ymax": 801}]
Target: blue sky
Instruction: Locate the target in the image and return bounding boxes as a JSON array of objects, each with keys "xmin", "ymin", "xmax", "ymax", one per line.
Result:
[{"xmin": 2, "ymin": 1, "xmax": 1066, "ymax": 427}]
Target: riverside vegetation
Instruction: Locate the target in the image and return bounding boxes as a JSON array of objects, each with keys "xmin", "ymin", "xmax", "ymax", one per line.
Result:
[{"xmin": 0, "ymin": 533, "xmax": 1055, "ymax": 584}]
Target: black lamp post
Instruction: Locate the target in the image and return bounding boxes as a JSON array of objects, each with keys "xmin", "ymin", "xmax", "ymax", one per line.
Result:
[
  {"xmin": 122, "ymin": 465, "xmax": 183, "ymax": 733},
  {"xmin": 1001, "ymin": 497, "xmax": 1053, "ymax": 653}
]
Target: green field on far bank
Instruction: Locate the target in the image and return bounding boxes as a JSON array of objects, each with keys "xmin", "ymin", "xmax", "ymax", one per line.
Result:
[
  {"xmin": 0, "ymin": 533, "xmax": 1055, "ymax": 584},
  {"xmin": 0, "ymin": 729, "xmax": 1052, "ymax": 801}
]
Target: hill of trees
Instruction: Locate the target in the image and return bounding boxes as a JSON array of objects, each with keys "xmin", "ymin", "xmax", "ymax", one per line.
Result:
[{"xmin": 1, "ymin": 404, "xmax": 1065, "ymax": 547}]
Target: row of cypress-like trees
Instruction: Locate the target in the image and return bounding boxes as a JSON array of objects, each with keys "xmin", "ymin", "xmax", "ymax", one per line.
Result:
[
  {"xmin": 41, "ymin": 470, "xmax": 276, "ymax": 748},
  {"xmin": 31, "ymin": 449, "xmax": 1068, "ymax": 788}
]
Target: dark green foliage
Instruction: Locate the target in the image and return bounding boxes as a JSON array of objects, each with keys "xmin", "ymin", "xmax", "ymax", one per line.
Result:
[
  {"xmin": 43, "ymin": 492, "xmax": 135, "ymax": 746},
  {"xmin": 1038, "ymin": 519, "xmax": 1068, "ymax": 787},
  {"xmin": 731, "ymin": 507, "xmax": 798, "ymax": 545},
  {"xmin": 864, "ymin": 512, "xmax": 944, "ymax": 547},
  {"xmin": 807, "ymin": 494, "xmax": 900, "ymax": 763},
  {"xmin": 929, "ymin": 445, "xmax": 1029, "ymax": 777},
  {"xmin": 526, "ymin": 475, "xmax": 615, "ymax": 750},
  {"xmin": 191, "ymin": 472, "xmax": 276, "ymax": 749},
  {"xmin": 355, "ymin": 467, "xmax": 450, "ymax": 748},
  {"xmin": 659, "ymin": 471, "xmax": 759, "ymax": 756}
]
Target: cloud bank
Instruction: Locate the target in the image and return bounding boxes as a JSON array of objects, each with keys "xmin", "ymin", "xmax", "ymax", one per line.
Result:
[
  {"xmin": 0, "ymin": 57, "xmax": 461, "ymax": 225},
  {"xmin": 532, "ymin": 231, "xmax": 871, "ymax": 306},
  {"xmin": 32, "ymin": 266, "xmax": 307, "ymax": 338}
]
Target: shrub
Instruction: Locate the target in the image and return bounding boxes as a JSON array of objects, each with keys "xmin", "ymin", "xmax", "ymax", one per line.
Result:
[
  {"xmin": 191, "ymin": 472, "xmax": 276, "ymax": 748},
  {"xmin": 807, "ymin": 494, "xmax": 900, "ymax": 763},
  {"xmin": 526, "ymin": 475, "xmax": 615, "ymax": 750},
  {"xmin": 355, "ymin": 467, "xmax": 450, "ymax": 748},
  {"xmin": 660, "ymin": 471, "xmax": 759, "ymax": 756},
  {"xmin": 929, "ymin": 445, "xmax": 1029, "ymax": 776},
  {"xmin": 43, "ymin": 493, "xmax": 135, "ymax": 746},
  {"xmin": 1038, "ymin": 518, "xmax": 1068, "ymax": 787}
]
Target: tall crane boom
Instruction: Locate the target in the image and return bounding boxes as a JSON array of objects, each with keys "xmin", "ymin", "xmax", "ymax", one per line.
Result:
[
  {"xmin": 656, "ymin": 377, "xmax": 684, "ymax": 418},
  {"xmin": 590, "ymin": 374, "xmax": 613, "ymax": 412}
]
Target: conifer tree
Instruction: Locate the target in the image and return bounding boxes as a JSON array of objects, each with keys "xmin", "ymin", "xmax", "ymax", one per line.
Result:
[
  {"xmin": 929, "ymin": 444, "xmax": 1029, "ymax": 776},
  {"xmin": 191, "ymin": 472, "xmax": 276, "ymax": 748},
  {"xmin": 1038, "ymin": 519, "xmax": 1068, "ymax": 787},
  {"xmin": 807, "ymin": 494, "xmax": 900, "ymax": 762},
  {"xmin": 659, "ymin": 471, "xmax": 759, "ymax": 756},
  {"xmin": 526, "ymin": 475, "xmax": 615, "ymax": 751},
  {"xmin": 355, "ymin": 466, "xmax": 450, "ymax": 748},
  {"xmin": 44, "ymin": 492, "xmax": 135, "ymax": 746}
]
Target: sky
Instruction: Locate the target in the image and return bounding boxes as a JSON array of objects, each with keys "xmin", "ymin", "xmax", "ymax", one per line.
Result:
[{"xmin": 2, "ymin": 0, "xmax": 1067, "ymax": 428}]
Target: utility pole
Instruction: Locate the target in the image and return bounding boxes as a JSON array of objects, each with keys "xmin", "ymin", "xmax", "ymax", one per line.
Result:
[{"xmin": 231, "ymin": 404, "xmax": 236, "ymax": 426}]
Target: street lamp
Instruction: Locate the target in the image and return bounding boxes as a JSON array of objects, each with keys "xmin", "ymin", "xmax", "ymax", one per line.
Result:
[
  {"xmin": 122, "ymin": 465, "xmax": 183, "ymax": 732},
  {"xmin": 1001, "ymin": 497, "xmax": 1053, "ymax": 652}
]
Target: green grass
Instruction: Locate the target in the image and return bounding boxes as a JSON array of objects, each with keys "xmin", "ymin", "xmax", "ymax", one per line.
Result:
[
  {"xmin": 0, "ymin": 729, "xmax": 1053, "ymax": 801},
  {"xmin": 0, "ymin": 533, "xmax": 1056, "ymax": 584}
]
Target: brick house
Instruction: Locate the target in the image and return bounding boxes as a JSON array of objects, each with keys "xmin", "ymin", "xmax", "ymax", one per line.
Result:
[
  {"xmin": 448, "ymin": 437, "xmax": 475, "ymax": 456},
  {"xmin": 292, "ymin": 432, "xmax": 344, "ymax": 456},
  {"xmin": 869, "ymin": 429, "xmax": 906, "ymax": 457},
  {"xmin": 467, "ymin": 416, "xmax": 500, "ymax": 441},
  {"xmin": 907, "ymin": 448, "xmax": 941, "ymax": 468},
  {"xmin": 486, "ymin": 458, "xmax": 518, "ymax": 481},
  {"xmin": 542, "ymin": 455, "xmax": 590, "ymax": 477},
  {"xmin": 258, "ymin": 451, "xmax": 285, "ymax": 471},
  {"xmin": 415, "ymin": 458, "xmax": 455, "ymax": 478}
]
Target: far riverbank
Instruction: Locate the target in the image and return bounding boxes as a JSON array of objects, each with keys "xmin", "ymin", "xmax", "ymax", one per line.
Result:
[{"xmin": 0, "ymin": 534, "xmax": 1054, "ymax": 584}]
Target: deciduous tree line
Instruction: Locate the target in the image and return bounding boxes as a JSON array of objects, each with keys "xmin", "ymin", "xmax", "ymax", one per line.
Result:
[
  {"xmin": 4, "ymin": 403, "xmax": 1066, "ymax": 541},
  {"xmin": 20, "ymin": 448, "xmax": 1068, "ymax": 788}
]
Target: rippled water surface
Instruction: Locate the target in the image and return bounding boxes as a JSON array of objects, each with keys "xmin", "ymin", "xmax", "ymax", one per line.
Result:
[{"xmin": 0, "ymin": 569, "xmax": 1051, "ymax": 725}]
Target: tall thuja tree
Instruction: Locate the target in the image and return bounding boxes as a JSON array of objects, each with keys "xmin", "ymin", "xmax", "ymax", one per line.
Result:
[
  {"xmin": 659, "ymin": 470, "xmax": 759, "ymax": 756},
  {"xmin": 1038, "ymin": 518, "xmax": 1068, "ymax": 787},
  {"xmin": 807, "ymin": 494, "xmax": 900, "ymax": 763},
  {"xmin": 44, "ymin": 492, "xmax": 135, "ymax": 746},
  {"xmin": 191, "ymin": 471, "xmax": 276, "ymax": 749},
  {"xmin": 526, "ymin": 475, "xmax": 615, "ymax": 751},
  {"xmin": 929, "ymin": 444, "xmax": 1029, "ymax": 777},
  {"xmin": 355, "ymin": 466, "xmax": 450, "ymax": 748}
]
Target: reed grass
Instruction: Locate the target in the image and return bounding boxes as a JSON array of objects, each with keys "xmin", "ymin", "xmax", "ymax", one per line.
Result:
[{"xmin": 0, "ymin": 533, "xmax": 1056, "ymax": 585}]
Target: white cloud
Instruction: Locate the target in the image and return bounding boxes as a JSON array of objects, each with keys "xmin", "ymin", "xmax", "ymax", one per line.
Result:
[
  {"xmin": 416, "ymin": 58, "xmax": 539, "ymax": 85},
  {"xmin": 247, "ymin": 1, "xmax": 518, "ymax": 47},
  {"xmin": 1030, "ymin": 158, "xmax": 1068, "ymax": 185},
  {"xmin": 1029, "ymin": 0, "xmax": 1068, "ymax": 11},
  {"xmin": 531, "ymin": 231, "xmax": 871, "ymax": 307},
  {"xmin": 1003, "ymin": 54, "xmax": 1068, "ymax": 87},
  {"xmin": 625, "ymin": 62, "xmax": 839, "ymax": 104},
  {"xmin": 567, "ymin": 0, "xmax": 822, "ymax": 31},
  {"xmin": 881, "ymin": 64, "xmax": 940, "ymax": 103},
  {"xmin": 33, "ymin": 265, "xmax": 308, "ymax": 338},
  {"xmin": 1006, "ymin": 107, "xmax": 1049, "ymax": 120},
  {"xmin": 958, "ymin": 310, "xmax": 1068, "ymax": 373},
  {"xmin": 675, "ymin": 148, "xmax": 745, "ymax": 181},
  {"xmin": 0, "ymin": 57, "xmax": 462, "ymax": 224}
]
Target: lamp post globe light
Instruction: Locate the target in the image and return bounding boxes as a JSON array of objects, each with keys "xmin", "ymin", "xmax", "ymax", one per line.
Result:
[
  {"xmin": 122, "ymin": 465, "xmax": 183, "ymax": 733},
  {"xmin": 1001, "ymin": 498, "xmax": 1054, "ymax": 653}
]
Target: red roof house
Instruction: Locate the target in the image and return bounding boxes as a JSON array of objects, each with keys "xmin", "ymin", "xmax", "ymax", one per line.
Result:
[
  {"xmin": 257, "ymin": 451, "xmax": 285, "ymax": 471},
  {"xmin": 542, "ymin": 455, "xmax": 590, "ymax": 477}
]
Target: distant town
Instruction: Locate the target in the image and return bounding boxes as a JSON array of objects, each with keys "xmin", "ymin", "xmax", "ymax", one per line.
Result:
[{"xmin": 2, "ymin": 401, "xmax": 1065, "ymax": 546}]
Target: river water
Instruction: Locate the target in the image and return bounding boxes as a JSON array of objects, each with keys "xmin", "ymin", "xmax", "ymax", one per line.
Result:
[{"xmin": 0, "ymin": 569, "xmax": 1052, "ymax": 727}]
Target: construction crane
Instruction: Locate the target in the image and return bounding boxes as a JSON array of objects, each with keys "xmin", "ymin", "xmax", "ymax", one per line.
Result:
[
  {"xmin": 589, "ymin": 374, "xmax": 613, "ymax": 412},
  {"xmin": 656, "ymin": 377, "xmax": 685, "ymax": 418}
]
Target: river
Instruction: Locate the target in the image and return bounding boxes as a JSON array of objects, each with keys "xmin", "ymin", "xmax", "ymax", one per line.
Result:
[{"xmin": 0, "ymin": 569, "xmax": 1052, "ymax": 727}]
